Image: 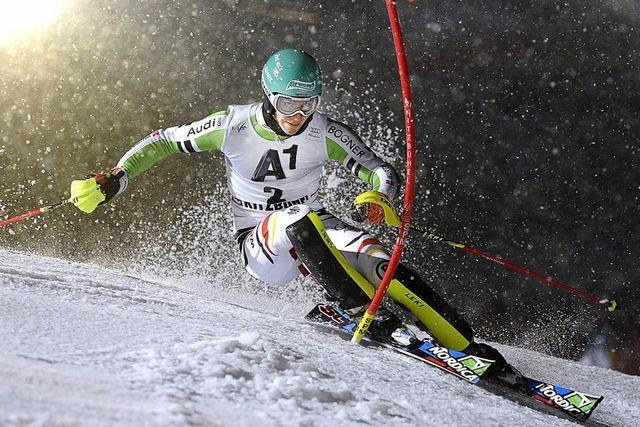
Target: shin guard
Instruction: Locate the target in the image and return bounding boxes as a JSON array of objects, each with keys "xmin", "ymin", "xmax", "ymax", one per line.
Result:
[
  {"xmin": 286, "ymin": 211, "xmax": 374, "ymax": 309},
  {"xmin": 388, "ymin": 264, "xmax": 475, "ymax": 350}
]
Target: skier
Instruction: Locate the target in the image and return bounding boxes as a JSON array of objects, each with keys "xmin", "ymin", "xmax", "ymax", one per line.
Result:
[{"xmin": 69, "ymin": 48, "xmax": 515, "ymax": 380}]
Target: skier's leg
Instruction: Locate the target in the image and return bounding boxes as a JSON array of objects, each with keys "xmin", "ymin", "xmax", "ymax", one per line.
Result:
[
  {"xmin": 237, "ymin": 206, "xmax": 311, "ymax": 286},
  {"xmin": 320, "ymin": 213, "xmax": 516, "ymax": 376},
  {"xmin": 285, "ymin": 209, "xmax": 374, "ymax": 308},
  {"xmin": 240, "ymin": 207, "xmax": 512, "ymax": 375},
  {"xmin": 278, "ymin": 209, "xmax": 512, "ymax": 377},
  {"xmin": 320, "ymin": 211, "xmax": 474, "ymax": 351},
  {"xmin": 237, "ymin": 205, "xmax": 373, "ymax": 310},
  {"xmin": 383, "ymin": 264, "xmax": 515, "ymax": 379}
]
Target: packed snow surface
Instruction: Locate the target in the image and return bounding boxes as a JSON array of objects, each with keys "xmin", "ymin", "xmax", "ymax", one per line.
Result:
[{"xmin": 0, "ymin": 250, "xmax": 637, "ymax": 426}]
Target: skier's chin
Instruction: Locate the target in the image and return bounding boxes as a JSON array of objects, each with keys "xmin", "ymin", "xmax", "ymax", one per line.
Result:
[
  {"xmin": 282, "ymin": 123, "xmax": 304, "ymax": 135},
  {"xmin": 275, "ymin": 113, "xmax": 308, "ymax": 135}
]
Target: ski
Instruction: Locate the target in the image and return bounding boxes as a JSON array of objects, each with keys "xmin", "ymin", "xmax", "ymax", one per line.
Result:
[
  {"xmin": 510, "ymin": 377, "xmax": 604, "ymax": 422},
  {"xmin": 306, "ymin": 303, "xmax": 495, "ymax": 384},
  {"xmin": 306, "ymin": 302, "xmax": 604, "ymax": 422}
]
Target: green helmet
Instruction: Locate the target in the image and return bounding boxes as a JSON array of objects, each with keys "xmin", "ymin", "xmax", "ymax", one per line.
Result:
[{"xmin": 261, "ymin": 48, "xmax": 322, "ymax": 98}]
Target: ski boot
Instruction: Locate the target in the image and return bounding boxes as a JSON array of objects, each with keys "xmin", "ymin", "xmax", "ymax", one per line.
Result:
[
  {"xmin": 390, "ymin": 326, "xmax": 419, "ymax": 347},
  {"xmin": 464, "ymin": 342, "xmax": 523, "ymax": 385},
  {"xmin": 347, "ymin": 305, "xmax": 419, "ymax": 347}
]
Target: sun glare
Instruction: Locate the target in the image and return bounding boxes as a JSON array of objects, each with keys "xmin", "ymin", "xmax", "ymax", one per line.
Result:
[{"xmin": 0, "ymin": 0, "xmax": 65, "ymax": 44}]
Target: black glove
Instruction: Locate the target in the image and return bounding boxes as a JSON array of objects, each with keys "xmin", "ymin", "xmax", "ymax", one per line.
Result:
[{"xmin": 93, "ymin": 167, "xmax": 128, "ymax": 205}]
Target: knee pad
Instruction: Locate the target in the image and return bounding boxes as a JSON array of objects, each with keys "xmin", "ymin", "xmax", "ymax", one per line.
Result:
[
  {"xmin": 258, "ymin": 205, "xmax": 311, "ymax": 256},
  {"xmin": 274, "ymin": 204, "xmax": 312, "ymax": 228}
]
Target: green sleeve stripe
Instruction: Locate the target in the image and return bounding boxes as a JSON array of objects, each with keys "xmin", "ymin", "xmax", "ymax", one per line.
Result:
[
  {"xmin": 120, "ymin": 138, "xmax": 181, "ymax": 179},
  {"xmin": 326, "ymin": 138, "xmax": 348, "ymax": 162},
  {"xmin": 208, "ymin": 110, "xmax": 229, "ymax": 118},
  {"xmin": 358, "ymin": 166, "xmax": 380, "ymax": 190},
  {"xmin": 328, "ymin": 135, "xmax": 381, "ymax": 190},
  {"xmin": 195, "ymin": 109, "xmax": 228, "ymax": 151},
  {"xmin": 251, "ymin": 110, "xmax": 278, "ymax": 141},
  {"xmin": 195, "ymin": 129, "xmax": 225, "ymax": 151}
]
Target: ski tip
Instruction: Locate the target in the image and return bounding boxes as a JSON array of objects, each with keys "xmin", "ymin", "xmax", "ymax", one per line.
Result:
[{"xmin": 527, "ymin": 380, "xmax": 604, "ymax": 422}]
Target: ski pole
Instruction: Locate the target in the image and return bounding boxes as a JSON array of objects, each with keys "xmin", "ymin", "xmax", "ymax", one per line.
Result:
[
  {"xmin": 412, "ymin": 226, "xmax": 618, "ymax": 312},
  {"xmin": 0, "ymin": 198, "xmax": 70, "ymax": 229}
]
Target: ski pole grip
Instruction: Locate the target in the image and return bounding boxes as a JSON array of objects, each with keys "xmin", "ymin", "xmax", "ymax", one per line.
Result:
[{"xmin": 354, "ymin": 191, "xmax": 401, "ymax": 227}]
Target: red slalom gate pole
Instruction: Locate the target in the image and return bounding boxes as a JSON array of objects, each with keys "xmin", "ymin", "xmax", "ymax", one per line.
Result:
[
  {"xmin": 416, "ymin": 227, "xmax": 619, "ymax": 312},
  {"xmin": 0, "ymin": 199, "xmax": 70, "ymax": 229},
  {"xmin": 352, "ymin": 0, "xmax": 417, "ymax": 343}
]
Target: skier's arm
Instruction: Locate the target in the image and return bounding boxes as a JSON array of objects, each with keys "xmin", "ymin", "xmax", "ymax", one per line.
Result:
[
  {"xmin": 70, "ymin": 110, "xmax": 229, "ymax": 213},
  {"xmin": 325, "ymin": 118, "xmax": 400, "ymax": 199},
  {"xmin": 117, "ymin": 110, "xmax": 229, "ymax": 179}
]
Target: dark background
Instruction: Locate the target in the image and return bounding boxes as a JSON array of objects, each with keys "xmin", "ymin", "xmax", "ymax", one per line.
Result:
[{"xmin": 1, "ymin": 0, "xmax": 638, "ymax": 374}]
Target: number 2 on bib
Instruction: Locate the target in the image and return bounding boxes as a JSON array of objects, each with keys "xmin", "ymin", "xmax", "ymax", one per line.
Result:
[{"xmin": 264, "ymin": 186, "xmax": 286, "ymax": 204}]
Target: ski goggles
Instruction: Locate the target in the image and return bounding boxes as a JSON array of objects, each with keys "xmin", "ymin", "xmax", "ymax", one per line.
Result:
[{"xmin": 267, "ymin": 92, "xmax": 321, "ymax": 117}]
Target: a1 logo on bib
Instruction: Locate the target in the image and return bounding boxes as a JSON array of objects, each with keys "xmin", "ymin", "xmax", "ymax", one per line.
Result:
[{"xmin": 251, "ymin": 146, "xmax": 299, "ymax": 182}]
